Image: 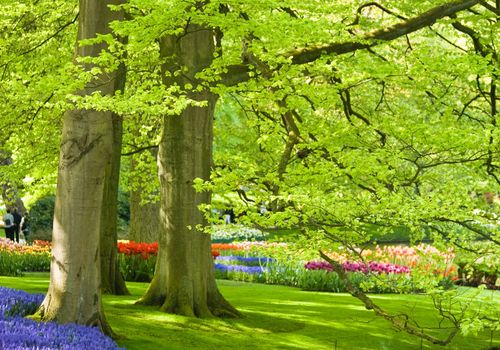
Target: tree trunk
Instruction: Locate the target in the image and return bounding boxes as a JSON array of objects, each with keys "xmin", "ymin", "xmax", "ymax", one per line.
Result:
[
  {"xmin": 137, "ymin": 24, "xmax": 239, "ymax": 318},
  {"xmin": 128, "ymin": 154, "xmax": 161, "ymax": 243},
  {"xmin": 36, "ymin": 0, "xmax": 123, "ymax": 335},
  {"xmin": 100, "ymin": 110, "xmax": 129, "ymax": 295}
]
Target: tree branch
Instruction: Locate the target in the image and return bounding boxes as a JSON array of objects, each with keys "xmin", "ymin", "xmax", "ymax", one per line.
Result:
[
  {"xmin": 121, "ymin": 144, "xmax": 158, "ymax": 156},
  {"xmin": 221, "ymin": 0, "xmax": 479, "ymax": 85},
  {"xmin": 319, "ymin": 250, "xmax": 460, "ymax": 345},
  {"xmin": 289, "ymin": 0, "xmax": 480, "ymax": 65}
]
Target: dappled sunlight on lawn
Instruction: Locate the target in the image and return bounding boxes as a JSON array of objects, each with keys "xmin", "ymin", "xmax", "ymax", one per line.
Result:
[{"xmin": 1, "ymin": 275, "xmax": 498, "ymax": 350}]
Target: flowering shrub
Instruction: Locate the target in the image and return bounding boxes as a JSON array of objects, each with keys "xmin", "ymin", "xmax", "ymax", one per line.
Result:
[
  {"xmin": 210, "ymin": 225, "xmax": 268, "ymax": 243},
  {"xmin": 0, "ymin": 287, "xmax": 123, "ymax": 350}
]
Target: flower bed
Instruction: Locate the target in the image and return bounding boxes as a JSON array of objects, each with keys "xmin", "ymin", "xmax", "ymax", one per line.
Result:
[
  {"xmin": 304, "ymin": 260, "xmax": 410, "ymax": 274},
  {"xmin": 215, "ymin": 256, "xmax": 275, "ymax": 266},
  {"xmin": 1, "ymin": 237, "xmax": 462, "ymax": 293},
  {"xmin": 0, "ymin": 238, "xmax": 50, "ymax": 276},
  {"xmin": 210, "ymin": 225, "xmax": 268, "ymax": 243},
  {"xmin": 0, "ymin": 287, "xmax": 122, "ymax": 350},
  {"xmin": 117, "ymin": 241, "xmax": 158, "ymax": 282}
]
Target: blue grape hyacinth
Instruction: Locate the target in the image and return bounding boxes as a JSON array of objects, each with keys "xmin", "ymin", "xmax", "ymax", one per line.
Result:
[{"xmin": 0, "ymin": 286, "xmax": 123, "ymax": 350}]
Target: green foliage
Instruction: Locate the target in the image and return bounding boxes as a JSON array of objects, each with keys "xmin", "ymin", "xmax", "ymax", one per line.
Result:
[
  {"xmin": 297, "ymin": 269, "xmax": 345, "ymax": 292},
  {"xmin": 117, "ymin": 189, "xmax": 131, "ymax": 233},
  {"xmin": 2, "ymin": 0, "xmax": 499, "ymax": 342},
  {"xmin": 455, "ymin": 241, "xmax": 499, "ymax": 288},
  {"xmin": 0, "ymin": 251, "xmax": 23, "ymax": 276},
  {"xmin": 28, "ymin": 195, "xmax": 55, "ymax": 238},
  {"xmin": 118, "ymin": 254, "xmax": 156, "ymax": 282},
  {"xmin": 0, "ymin": 0, "xmax": 76, "ymax": 193},
  {"xmin": 0, "ymin": 250, "xmax": 50, "ymax": 276},
  {"xmin": 214, "ymin": 269, "xmax": 267, "ymax": 283}
]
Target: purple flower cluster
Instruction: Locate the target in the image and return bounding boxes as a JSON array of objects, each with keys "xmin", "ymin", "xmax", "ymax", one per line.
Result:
[
  {"xmin": 304, "ymin": 261, "xmax": 410, "ymax": 275},
  {"xmin": 0, "ymin": 287, "xmax": 123, "ymax": 350},
  {"xmin": 214, "ymin": 263, "xmax": 267, "ymax": 274},
  {"xmin": 0, "ymin": 317, "xmax": 123, "ymax": 350},
  {"xmin": 215, "ymin": 256, "xmax": 275, "ymax": 266},
  {"xmin": 0, "ymin": 287, "xmax": 44, "ymax": 318}
]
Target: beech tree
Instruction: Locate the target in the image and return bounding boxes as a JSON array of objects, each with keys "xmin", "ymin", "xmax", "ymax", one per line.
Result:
[
  {"xmin": 35, "ymin": 0, "xmax": 124, "ymax": 334},
  {"xmin": 2, "ymin": 0, "xmax": 497, "ymax": 343},
  {"xmin": 110, "ymin": 0, "xmax": 494, "ymax": 324}
]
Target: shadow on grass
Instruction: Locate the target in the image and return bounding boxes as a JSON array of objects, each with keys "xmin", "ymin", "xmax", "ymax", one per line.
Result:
[{"xmin": 1, "ymin": 274, "xmax": 498, "ymax": 350}]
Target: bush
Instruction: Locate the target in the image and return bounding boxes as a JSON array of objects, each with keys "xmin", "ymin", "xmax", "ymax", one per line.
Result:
[{"xmin": 28, "ymin": 195, "xmax": 55, "ymax": 240}]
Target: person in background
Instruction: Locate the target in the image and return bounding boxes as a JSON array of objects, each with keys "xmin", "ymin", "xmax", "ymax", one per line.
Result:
[
  {"xmin": 12, "ymin": 208, "xmax": 22, "ymax": 243},
  {"xmin": 21, "ymin": 212, "xmax": 29, "ymax": 241},
  {"xmin": 3, "ymin": 208, "xmax": 15, "ymax": 241}
]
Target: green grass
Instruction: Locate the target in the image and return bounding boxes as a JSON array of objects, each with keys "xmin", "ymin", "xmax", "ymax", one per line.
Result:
[{"xmin": 0, "ymin": 273, "xmax": 498, "ymax": 350}]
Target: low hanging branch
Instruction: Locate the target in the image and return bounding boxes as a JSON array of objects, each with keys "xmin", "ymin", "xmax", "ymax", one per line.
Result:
[
  {"xmin": 318, "ymin": 250, "xmax": 460, "ymax": 346},
  {"xmin": 221, "ymin": 0, "xmax": 480, "ymax": 86},
  {"xmin": 289, "ymin": 0, "xmax": 480, "ymax": 65}
]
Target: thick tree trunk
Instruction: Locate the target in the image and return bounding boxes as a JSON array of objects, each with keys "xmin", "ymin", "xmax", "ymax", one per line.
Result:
[
  {"xmin": 128, "ymin": 154, "xmax": 161, "ymax": 243},
  {"xmin": 36, "ymin": 0, "xmax": 123, "ymax": 335},
  {"xmin": 137, "ymin": 24, "xmax": 239, "ymax": 318},
  {"xmin": 129, "ymin": 193, "xmax": 160, "ymax": 243},
  {"xmin": 100, "ymin": 111, "xmax": 129, "ymax": 295}
]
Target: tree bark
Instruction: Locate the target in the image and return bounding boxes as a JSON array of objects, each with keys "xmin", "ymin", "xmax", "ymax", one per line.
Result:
[
  {"xmin": 128, "ymin": 154, "xmax": 161, "ymax": 244},
  {"xmin": 137, "ymin": 24, "xmax": 239, "ymax": 318},
  {"xmin": 100, "ymin": 110, "xmax": 129, "ymax": 295},
  {"xmin": 36, "ymin": 0, "xmax": 123, "ymax": 335}
]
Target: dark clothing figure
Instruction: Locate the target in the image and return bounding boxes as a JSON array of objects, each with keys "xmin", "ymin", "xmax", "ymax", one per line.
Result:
[
  {"xmin": 3, "ymin": 209, "xmax": 15, "ymax": 241},
  {"xmin": 21, "ymin": 214, "xmax": 29, "ymax": 240},
  {"xmin": 12, "ymin": 209, "xmax": 22, "ymax": 243}
]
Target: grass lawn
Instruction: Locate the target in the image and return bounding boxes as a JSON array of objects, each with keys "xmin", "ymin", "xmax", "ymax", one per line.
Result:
[{"xmin": 0, "ymin": 273, "xmax": 498, "ymax": 350}]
